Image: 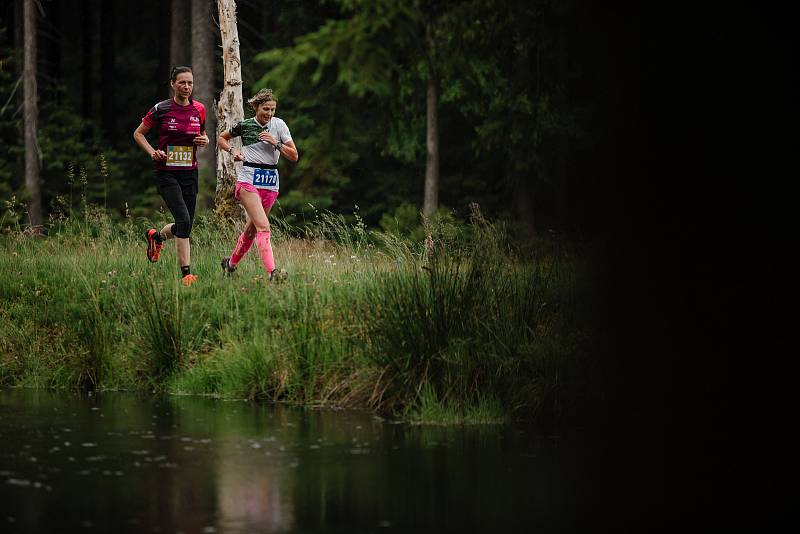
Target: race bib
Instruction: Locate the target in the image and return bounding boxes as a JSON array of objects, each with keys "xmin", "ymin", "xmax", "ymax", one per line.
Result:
[
  {"xmin": 166, "ymin": 145, "xmax": 193, "ymax": 167},
  {"xmin": 253, "ymin": 168, "xmax": 278, "ymax": 188}
]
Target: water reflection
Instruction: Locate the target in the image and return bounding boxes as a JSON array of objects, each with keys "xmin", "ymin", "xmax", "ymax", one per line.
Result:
[{"xmin": 0, "ymin": 388, "xmax": 579, "ymax": 532}]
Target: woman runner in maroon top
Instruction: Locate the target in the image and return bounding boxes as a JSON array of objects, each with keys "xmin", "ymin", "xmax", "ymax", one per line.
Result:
[{"xmin": 133, "ymin": 66, "xmax": 209, "ymax": 286}]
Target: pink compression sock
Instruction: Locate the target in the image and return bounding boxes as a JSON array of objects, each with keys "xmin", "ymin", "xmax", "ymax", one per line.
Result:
[
  {"xmin": 229, "ymin": 232, "xmax": 255, "ymax": 267},
  {"xmin": 255, "ymin": 231, "xmax": 275, "ymax": 273}
]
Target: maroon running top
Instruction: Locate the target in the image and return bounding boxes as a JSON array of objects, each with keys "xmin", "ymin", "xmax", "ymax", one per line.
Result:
[{"xmin": 141, "ymin": 98, "xmax": 206, "ymax": 171}]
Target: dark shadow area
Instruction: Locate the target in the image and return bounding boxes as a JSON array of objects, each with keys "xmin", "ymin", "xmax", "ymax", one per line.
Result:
[{"xmin": 570, "ymin": 2, "xmax": 788, "ymax": 529}]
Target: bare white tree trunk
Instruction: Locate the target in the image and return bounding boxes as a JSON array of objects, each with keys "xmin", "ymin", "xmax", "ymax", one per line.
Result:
[
  {"xmin": 23, "ymin": 0, "xmax": 42, "ymax": 230},
  {"xmin": 191, "ymin": 0, "xmax": 217, "ymax": 180},
  {"xmin": 423, "ymin": 76, "xmax": 439, "ymax": 216},
  {"xmin": 215, "ymin": 0, "xmax": 244, "ymax": 217}
]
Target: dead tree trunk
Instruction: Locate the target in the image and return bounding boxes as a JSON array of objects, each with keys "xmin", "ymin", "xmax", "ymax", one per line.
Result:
[
  {"xmin": 23, "ymin": 0, "xmax": 42, "ymax": 231},
  {"xmin": 215, "ymin": 0, "xmax": 244, "ymax": 219},
  {"xmin": 191, "ymin": 0, "xmax": 217, "ymax": 183}
]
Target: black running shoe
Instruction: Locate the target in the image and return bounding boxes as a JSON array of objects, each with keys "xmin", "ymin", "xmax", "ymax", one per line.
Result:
[
  {"xmin": 221, "ymin": 257, "xmax": 236, "ymax": 275},
  {"xmin": 269, "ymin": 268, "xmax": 288, "ymax": 283}
]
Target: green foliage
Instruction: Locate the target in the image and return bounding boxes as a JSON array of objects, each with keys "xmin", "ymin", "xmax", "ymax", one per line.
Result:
[
  {"xmin": 273, "ymin": 190, "xmax": 335, "ymax": 228},
  {"xmin": 255, "ymin": 1, "xmax": 421, "ymax": 97},
  {"xmin": 379, "ymin": 201, "xmax": 459, "ymax": 244},
  {"xmin": 1, "ymin": 194, "xmax": 25, "ymax": 231},
  {"xmin": 379, "ymin": 202, "xmax": 423, "ymax": 239},
  {"xmin": 441, "ymin": 0, "xmax": 580, "ymax": 187},
  {"xmin": 37, "ymin": 86, "xmax": 152, "ymax": 219},
  {"xmin": 1, "ymin": 71, "xmax": 153, "ymax": 226},
  {"xmin": 249, "ymin": 1, "xmax": 432, "ymax": 223},
  {"xmin": 243, "ymin": 0, "xmax": 582, "ymax": 233}
]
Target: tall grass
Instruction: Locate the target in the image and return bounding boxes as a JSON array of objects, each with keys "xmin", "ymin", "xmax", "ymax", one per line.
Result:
[
  {"xmin": 361, "ymin": 208, "xmax": 584, "ymax": 419},
  {"xmin": 130, "ymin": 279, "xmax": 204, "ymax": 386},
  {"xmin": 0, "ymin": 205, "xmax": 588, "ymax": 422}
]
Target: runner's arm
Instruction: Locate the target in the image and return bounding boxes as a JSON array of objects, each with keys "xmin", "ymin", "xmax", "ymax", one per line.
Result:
[
  {"xmin": 218, "ymin": 131, "xmax": 244, "ymax": 161},
  {"xmin": 276, "ymin": 139, "xmax": 299, "ymax": 162},
  {"xmin": 133, "ymin": 122, "xmax": 165, "ymax": 161}
]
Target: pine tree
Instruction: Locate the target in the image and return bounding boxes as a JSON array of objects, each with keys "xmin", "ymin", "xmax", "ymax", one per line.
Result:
[{"xmin": 23, "ymin": 0, "xmax": 42, "ymax": 230}]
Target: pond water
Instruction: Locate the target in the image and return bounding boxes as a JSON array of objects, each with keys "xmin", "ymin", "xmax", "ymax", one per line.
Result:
[{"xmin": 0, "ymin": 388, "xmax": 584, "ymax": 533}]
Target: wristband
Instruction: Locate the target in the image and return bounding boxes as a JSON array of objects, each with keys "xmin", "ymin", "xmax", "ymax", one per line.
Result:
[{"xmin": 276, "ymin": 141, "xmax": 284, "ymax": 151}]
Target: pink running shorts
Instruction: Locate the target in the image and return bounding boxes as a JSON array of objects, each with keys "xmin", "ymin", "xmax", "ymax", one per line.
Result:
[{"xmin": 235, "ymin": 182, "xmax": 279, "ymax": 211}]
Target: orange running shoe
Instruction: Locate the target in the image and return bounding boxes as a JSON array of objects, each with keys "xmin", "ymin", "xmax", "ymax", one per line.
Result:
[
  {"xmin": 145, "ymin": 229, "xmax": 163, "ymax": 263},
  {"xmin": 181, "ymin": 274, "xmax": 198, "ymax": 286}
]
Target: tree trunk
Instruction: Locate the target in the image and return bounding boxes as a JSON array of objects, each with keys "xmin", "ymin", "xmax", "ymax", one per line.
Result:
[
  {"xmin": 423, "ymin": 76, "xmax": 439, "ymax": 216},
  {"xmin": 192, "ymin": 0, "xmax": 217, "ymax": 180},
  {"xmin": 170, "ymin": 0, "xmax": 190, "ymax": 69},
  {"xmin": 423, "ymin": 23, "xmax": 439, "ymax": 217},
  {"xmin": 23, "ymin": 0, "xmax": 42, "ymax": 230},
  {"xmin": 215, "ymin": 0, "xmax": 244, "ymax": 219}
]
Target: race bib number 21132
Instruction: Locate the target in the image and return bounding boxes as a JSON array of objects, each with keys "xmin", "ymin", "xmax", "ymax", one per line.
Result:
[{"xmin": 166, "ymin": 145, "xmax": 193, "ymax": 167}]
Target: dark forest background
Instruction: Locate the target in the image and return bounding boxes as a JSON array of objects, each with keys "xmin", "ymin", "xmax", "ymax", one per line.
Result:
[
  {"xmin": 1, "ymin": 0, "xmax": 611, "ymax": 238},
  {"xmin": 0, "ymin": 0, "xmax": 790, "ymax": 527}
]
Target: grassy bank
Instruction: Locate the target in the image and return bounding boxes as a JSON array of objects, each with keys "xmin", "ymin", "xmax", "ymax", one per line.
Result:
[{"xmin": 0, "ymin": 207, "xmax": 588, "ymax": 423}]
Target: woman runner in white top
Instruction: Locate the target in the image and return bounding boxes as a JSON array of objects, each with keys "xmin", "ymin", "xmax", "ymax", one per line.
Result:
[{"xmin": 217, "ymin": 88, "xmax": 299, "ymax": 280}]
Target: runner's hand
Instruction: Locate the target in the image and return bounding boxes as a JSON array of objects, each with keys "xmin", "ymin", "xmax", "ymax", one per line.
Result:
[
  {"xmin": 258, "ymin": 131, "xmax": 277, "ymax": 146},
  {"xmin": 151, "ymin": 149, "xmax": 166, "ymax": 161},
  {"xmin": 194, "ymin": 134, "xmax": 209, "ymax": 147},
  {"xmin": 231, "ymin": 150, "xmax": 244, "ymax": 162}
]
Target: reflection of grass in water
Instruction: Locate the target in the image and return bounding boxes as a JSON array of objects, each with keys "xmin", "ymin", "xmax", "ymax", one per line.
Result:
[{"xmin": 0, "ymin": 207, "xmax": 588, "ymax": 422}]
